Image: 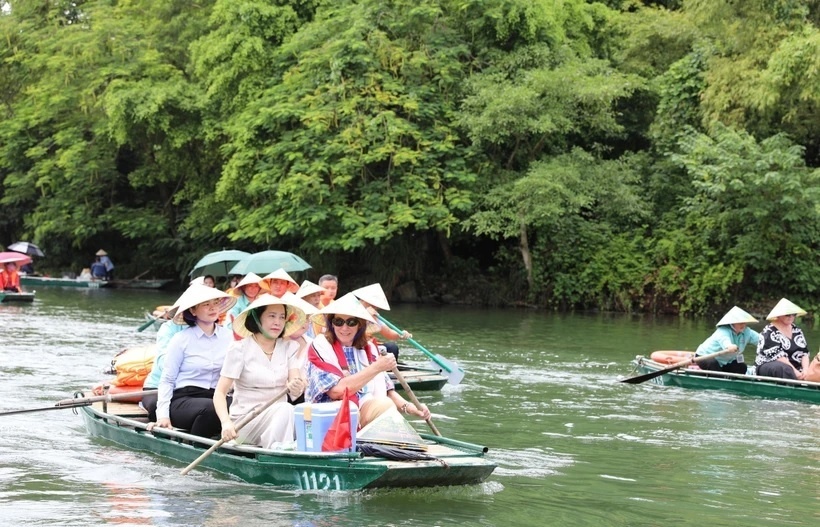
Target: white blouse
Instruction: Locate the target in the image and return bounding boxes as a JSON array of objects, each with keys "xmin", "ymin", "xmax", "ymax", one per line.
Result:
[{"xmin": 221, "ymin": 336, "xmax": 301, "ymax": 418}]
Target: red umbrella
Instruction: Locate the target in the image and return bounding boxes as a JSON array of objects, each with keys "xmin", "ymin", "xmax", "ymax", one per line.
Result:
[{"xmin": 0, "ymin": 252, "xmax": 33, "ymax": 265}]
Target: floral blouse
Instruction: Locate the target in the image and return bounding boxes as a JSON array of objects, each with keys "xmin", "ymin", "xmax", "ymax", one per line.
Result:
[{"xmin": 755, "ymin": 323, "xmax": 809, "ymax": 370}]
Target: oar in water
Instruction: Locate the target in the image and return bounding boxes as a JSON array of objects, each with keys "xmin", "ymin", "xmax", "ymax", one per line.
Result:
[
  {"xmin": 180, "ymin": 387, "xmax": 289, "ymax": 475},
  {"xmin": 376, "ymin": 314, "xmax": 465, "ymax": 385},
  {"xmin": 381, "ymin": 349, "xmax": 441, "ymax": 436},
  {"xmin": 620, "ymin": 348, "xmax": 736, "ymax": 384},
  {"xmin": 137, "ymin": 308, "xmax": 172, "ymax": 332},
  {"xmin": 0, "ymin": 389, "xmax": 158, "ymax": 417}
]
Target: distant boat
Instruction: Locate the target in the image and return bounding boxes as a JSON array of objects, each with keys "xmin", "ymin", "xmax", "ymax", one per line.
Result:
[
  {"xmin": 0, "ymin": 291, "xmax": 36, "ymax": 302},
  {"xmin": 20, "ymin": 275, "xmax": 108, "ymax": 289},
  {"xmin": 106, "ymin": 278, "xmax": 174, "ymax": 290}
]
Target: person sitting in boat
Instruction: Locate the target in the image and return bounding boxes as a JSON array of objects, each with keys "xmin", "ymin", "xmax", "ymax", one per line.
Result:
[
  {"xmin": 90, "ymin": 257, "xmax": 107, "ymax": 280},
  {"xmin": 295, "ymin": 280, "xmax": 325, "ymax": 339},
  {"xmin": 96, "ymin": 249, "xmax": 114, "ymax": 280},
  {"xmin": 352, "ymin": 283, "xmax": 411, "ymax": 361},
  {"xmin": 755, "ymin": 298, "xmax": 810, "ymax": 380},
  {"xmin": 284, "ymin": 283, "xmax": 327, "ymax": 405},
  {"xmin": 306, "ymin": 293, "xmax": 430, "ymax": 428},
  {"xmin": 214, "ymin": 293, "xmax": 317, "ymax": 448},
  {"xmin": 262, "ymin": 268, "xmax": 299, "ymax": 298},
  {"xmin": 203, "ymin": 275, "xmax": 216, "ymax": 288},
  {"xmin": 695, "ymin": 306, "xmax": 760, "ymax": 374},
  {"xmin": 147, "ymin": 285, "xmax": 236, "ymax": 438},
  {"xmin": 224, "ymin": 273, "xmax": 268, "ymax": 334},
  {"xmin": 0, "ymin": 262, "xmax": 22, "ymax": 292},
  {"xmin": 318, "ymin": 274, "xmax": 338, "ymax": 308}
]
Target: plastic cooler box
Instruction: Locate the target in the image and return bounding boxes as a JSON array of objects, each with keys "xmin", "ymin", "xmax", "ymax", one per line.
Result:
[{"xmin": 294, "ymin": 401, "xmax": 359, "ymax": 452}]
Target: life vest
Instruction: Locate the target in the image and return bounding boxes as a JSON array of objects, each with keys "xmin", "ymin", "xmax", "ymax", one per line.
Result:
[
  {"xmin": 109, "ymin": 345, "xmax": 157, "ymax": 387},
  {"xmin": 308, "ymin": 335, "xmax": 386, "ymax": 406}
]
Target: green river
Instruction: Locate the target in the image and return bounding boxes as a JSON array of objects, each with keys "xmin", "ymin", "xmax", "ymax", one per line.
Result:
[{"xmin": 1, "ymin": 288, "xmax": 818, "ymax": 526}]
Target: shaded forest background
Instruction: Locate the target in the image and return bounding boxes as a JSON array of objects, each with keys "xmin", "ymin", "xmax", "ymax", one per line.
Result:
[{"xmin": 1, "ymin": 0, "xmax": 818, "ymax": 316}]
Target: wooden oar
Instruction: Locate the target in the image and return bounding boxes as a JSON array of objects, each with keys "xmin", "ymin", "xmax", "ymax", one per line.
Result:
[
  {"xmin": 381, "ymin": 350, "xmax": 441, "ymax": 436},
  {"xmin": 180, "ymin": 387, "xmax": 289, "ymax": 475},
  {"xmin": 376, "ymin": 314, "xmax": 465, "ymax": 385},
  {"xmin": 620, "ymin": 348, "xmax": 736, "ymax": 384},
  {"xmin": 0, "ymin": 389, "xmax": 158, "ymax": 417}
]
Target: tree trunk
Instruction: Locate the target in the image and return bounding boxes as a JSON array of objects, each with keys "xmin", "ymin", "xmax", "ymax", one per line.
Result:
[{"xmin": 519, "ymin": 222, "xmax": 534, "ymax": 289}]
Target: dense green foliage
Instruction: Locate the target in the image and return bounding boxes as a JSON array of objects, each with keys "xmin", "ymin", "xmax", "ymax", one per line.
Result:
[{"xmin": 1, "ymin": 0, "xmax": 818, "ymax": 315}]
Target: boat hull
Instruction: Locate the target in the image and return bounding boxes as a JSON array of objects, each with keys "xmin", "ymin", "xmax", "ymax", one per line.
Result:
[
  {"xmin": 0, "ymin": 292, "xmax": 35, "ymax": 302},
  {"xmin": 108, "ymin": 279, "xmax": 173, "ymax": 289},
  {"xmin": 391, "ymin": 363, "xmax": 448, "ymax": 392},
  {"xmin": 632, "ymin": 356, "xmax": 820, "ymax": 404},
  {"xmin": 20, "ymin": 276, "xmax": 108, "ymax": 288},
  {"xmin": 80, "ymin": 405, "xmax": 494, "ymax": 490}
]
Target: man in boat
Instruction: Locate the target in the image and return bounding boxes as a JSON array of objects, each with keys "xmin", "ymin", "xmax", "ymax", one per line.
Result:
[
  {"xmin": 318, "ymin": 274, "xmax": 338, "ymax": 308},
  {"xmin": 695, "ymin": 306, "xmax": 760, "ymax": 374},
  {"xmin": 352, "ymin": 283, "xmax": 412, "ymax": 361}
]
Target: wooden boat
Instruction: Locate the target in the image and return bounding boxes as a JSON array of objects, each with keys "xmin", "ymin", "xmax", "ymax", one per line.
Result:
[
  {"xmin": 392, "ymin": 362, "xmax": 448, "ymax": 392},
  {"xmin": 79, "ymin": 401, "xmax": 495, "ymax": 490},
  {"xmin": 0, "ymin": 291, "xmax": 35, "ymax": 302},
  {"xmin": 107, "ymin": 278, "xmax": 174, "ymax": 290},
  {"xmin": 20, "ymin": 275, "xmax": 108, "ymax": 288},
  {"xmin": 631, "ymin": 355, "xmax": 820, "ymax": 404}
]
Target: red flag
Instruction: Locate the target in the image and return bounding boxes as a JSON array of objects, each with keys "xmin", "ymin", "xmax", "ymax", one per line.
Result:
[{"xmin": 321, "ymin": 388, "xmax": 352, "ymax": 452}]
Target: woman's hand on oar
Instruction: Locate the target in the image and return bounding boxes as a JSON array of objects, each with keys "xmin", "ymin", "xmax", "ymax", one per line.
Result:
[
  {"xmin": 180, "ymin": 388, "xmax": 288, "ymax": 475},
  {"xmin": 621, "ymin": 348, "xmax": 736, "ymax": 384}
]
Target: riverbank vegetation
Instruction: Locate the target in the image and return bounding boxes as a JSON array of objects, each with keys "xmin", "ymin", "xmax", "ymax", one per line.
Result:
[{"xmin": 1, "ymin": 0, "xmax": 818, "ymax": 315}]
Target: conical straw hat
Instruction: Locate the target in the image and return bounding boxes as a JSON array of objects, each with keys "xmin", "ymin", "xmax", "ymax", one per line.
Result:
[
  {"xmin": 232, "ymin": 292, "xmax": 318, "ymax": 339},
  {"xmin": 170, "ymin": 284, "xmax": 236, "ymax": 324},
  {"xmin": 312, "ymin": 293, "xmax": 376, "ymax": 325},
  {"xmin": 766, "ymin": 298, "xmax": 807, "ymax": 321},
  {"xmin": 96, "ymin": 249, "xmax": 108, "ymax": 256},
  {"xmin": 296, "ymin": 280, "xmax": 325, "ymax": 299},
  {"xmin": 716, "ymin": 306, "xmax": 758, "ymax": 326},
  {"xmin": 262, "ymin": 268, "xmax": 298, "ymax": 286},
  {"xmin": 352, "ymin": 283, "xmax": 391, "ymax": 311},
  {"xmin": 227, "ymin": 272, "xmax": 269, "ymax": 296}
]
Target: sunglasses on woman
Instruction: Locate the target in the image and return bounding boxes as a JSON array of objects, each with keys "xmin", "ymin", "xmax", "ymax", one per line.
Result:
[{"xmin": 331, "ymin": 317, "xmax": 360, "ymax": 327}]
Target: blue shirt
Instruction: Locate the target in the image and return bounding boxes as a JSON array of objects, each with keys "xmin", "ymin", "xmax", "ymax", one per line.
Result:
[
  {"xmin": 143, "ymin": 321, "xmax": 186, "ymax": 389},
  {"xmin": 224, "ymin": 295, "xmax": 251, "ymax": 332},
  {"xmin": 156, "ymin": 324, "xmax": 232, "ymax": 420},
  {"xmin": 696, "ymin": 326, "xmax": 761, "ymax": 365},
  {"xmin": 100, "ymin": 255, "xmax": 114, "ymax": 271}
]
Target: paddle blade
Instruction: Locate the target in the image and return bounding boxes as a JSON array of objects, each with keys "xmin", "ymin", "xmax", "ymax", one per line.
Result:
[
  {"xmin": 430, "ymin": 356, "xmax": 465, "ymax": 385},
  {"xmin": 620, "ymin": 363, "xmax": 683, "ymax": 384}
]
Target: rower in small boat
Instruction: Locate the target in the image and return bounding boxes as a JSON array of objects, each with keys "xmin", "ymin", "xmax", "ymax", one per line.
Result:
[
  {"xmin": 352, "ymin": 283, "xmax": 411, "ymax": 361},
  {"xmin": 695, "ymin": 306, "xmax": 760, "ymax": 374}
]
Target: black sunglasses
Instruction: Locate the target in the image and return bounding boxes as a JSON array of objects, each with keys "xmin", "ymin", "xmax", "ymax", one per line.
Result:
[{"xmin": 331, "ymin": 317, "xmax": 360, "ymax": 327}]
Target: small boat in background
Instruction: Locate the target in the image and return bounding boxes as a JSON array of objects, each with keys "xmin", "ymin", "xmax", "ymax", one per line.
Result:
[
  {"xmin": 0, "ymin": 291, "xmax": 36, "ymax": 302},
  {"xmin": 107, "ymin": 278, "xmax": 174, "ymax": 290},
  {"xmin": 630, "ymin": 355, "xmax": 820, "ymax": 404},
  {"xmin": 20, "ymin": 275, "xmax": 108, "ymax": 288},
  {"xmin": 392, "ymin": 362, "xmax": 448, "ymax": 392}
]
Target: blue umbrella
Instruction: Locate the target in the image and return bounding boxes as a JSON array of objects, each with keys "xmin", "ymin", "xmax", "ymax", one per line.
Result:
[
  {"xmin": 189, "ymin": 250, "xmax": 251, "ymax": 278},
  {"xmin": 228, "ymin": 250, "xmax": 311, "ymax": 275}
]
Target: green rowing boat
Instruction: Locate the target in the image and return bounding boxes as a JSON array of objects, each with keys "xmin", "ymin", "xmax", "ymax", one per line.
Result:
[
  {"xmin": 20, "ymin": 275, "xmax": 108, "ymax": 288},
  {"xmin": 80, "ymin": 402, "xmax": 495, "ymax": 490},
  {"xmin": 392, "ymin": 362, "xmax": 448, "ymax": 392},
  {"xmin": 631, "ymin": 356, "xmax": 820, "ymax": 404},
  {"xmin": 0, "ymin": 291, "xmax": 35, "ymax": 302}
]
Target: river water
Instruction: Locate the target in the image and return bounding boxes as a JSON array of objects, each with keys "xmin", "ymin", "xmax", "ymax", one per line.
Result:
[{"xmin": 1, "ymin": 288, "xmax": 818, "ymax": 526}]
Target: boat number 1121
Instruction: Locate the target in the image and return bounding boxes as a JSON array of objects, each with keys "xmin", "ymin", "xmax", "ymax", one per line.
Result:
[{"xmin": 299, "ymin": 471, "xmax": 342, "ymax": 490}]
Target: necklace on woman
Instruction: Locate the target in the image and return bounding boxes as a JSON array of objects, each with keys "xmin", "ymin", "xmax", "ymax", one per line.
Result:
[{"xmin": 253, "ymin": 335, "xmax": 275, "ymax": 356}]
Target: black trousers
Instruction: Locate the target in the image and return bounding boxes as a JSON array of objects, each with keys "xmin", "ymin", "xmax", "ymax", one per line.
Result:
[
  {"xmin": 698, "ymin": 358, "xmax": 747, "ymax": 374},
  {"xmin": 149, "ymin": 386, "xmax": 231, "ymax": 438},
  {"xmin": 142, "ymin": 387, "xmax": 158, "ymax": 422},
  {"xmin": 757, "ymin": 361, "xmax": 798, "ymax": 379}
]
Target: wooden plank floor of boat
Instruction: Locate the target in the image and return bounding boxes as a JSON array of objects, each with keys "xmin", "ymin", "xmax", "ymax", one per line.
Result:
[{"xmin": 92, "ymin": 401, "xmax": 147, "ymax": 417}]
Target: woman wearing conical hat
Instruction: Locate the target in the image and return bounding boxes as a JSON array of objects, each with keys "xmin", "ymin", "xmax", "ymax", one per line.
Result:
[
  {"xmin": 214, "ymin": 293, "xmax": 317, "ymax": 448},
  {"xmin": 352, "ymin": 283, "xmax": 412, "ymax": 361},
  {"xmin": 305, "ymin": 293, "xmax": 430, "ymax": 428},
  {"xmin": 755, "ymin": 298, "xmax": 810, "ymax": 379},
  {"xmin": 695, "ymin": 307, "xmax": 760, "ymax": 374},
  {"xmin": 224, "ymin": 273, "xmax": 269, "ymax": 335}
]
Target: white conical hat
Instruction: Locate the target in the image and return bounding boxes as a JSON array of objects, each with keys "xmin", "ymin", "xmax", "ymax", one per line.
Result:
[
  {"xmin": 232, "ymin": 292, "xmax": 318, "ymax": 338},
  {"xmin": 352, "ymin": 283, "xmax": 391, "ymax": 311},
  {"xmin": 296, "ymin": 280, "xmax": 325, "ymax": 299},
  {"xmin": 716, "ymin": 306, "xmax": 758, "ymax": 326},
  {"xmin": 766, "ymin": 298, "xmax": 807, "ymax": 321},
  {"xmin": 312, "ymin": 293, "xmax": 376, "ymax": 325},
  {"xmin": 227, "ymin": 272, "xmax": 269, "ymax": 296},
  {"xmin": 170, "ymin": 284, "xmax": 236, "ymax": 324},
  {"xmin": 262, "ymin": 268, "xmax": 298, "ymax": 286},
  {"xmin": 189, "ymin": 276, "xmax": 206, "ymax": 286}
]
